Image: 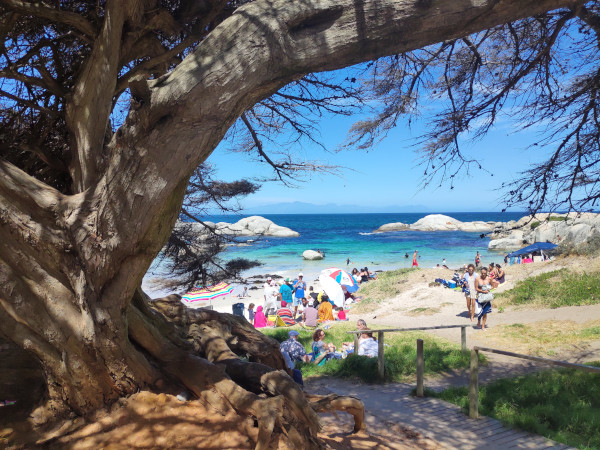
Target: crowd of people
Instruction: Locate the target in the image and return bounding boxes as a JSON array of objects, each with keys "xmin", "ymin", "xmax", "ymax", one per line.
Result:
[{"xmin": 251, "ymin": 274, "xmax": 349, "ymax": 328}]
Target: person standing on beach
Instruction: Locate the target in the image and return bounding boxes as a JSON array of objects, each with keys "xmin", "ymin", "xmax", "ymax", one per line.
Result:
[
  {"xmin": 293, "ymin": 273, "xmax": 306, "ymax": 319},
  {"xmin": 279, "ymin": 278, "xmax": 293, "ymax": 310},
  {"xmin": 412, "ymin": 250, "xmax": 419, "ymax": 268},
  {"xmin": 475, "ymin": 251, "xmax": 481, "ymax": 267},
  {"xmin": 474, "ymin": 267, "xmax": 493, "ymax": 330},
  {"xmin": 462, "ymin": 264, "xmax": 478, "ymax": 322}
]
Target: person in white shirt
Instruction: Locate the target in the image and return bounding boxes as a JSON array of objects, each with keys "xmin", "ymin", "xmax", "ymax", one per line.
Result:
[
  {"xmin": 358, "ymin": 331, "xmax": 378, "ymax": 358},
  {"xmin": 263, "ymin": 280, "xmax": 279, "ymax": 315}
]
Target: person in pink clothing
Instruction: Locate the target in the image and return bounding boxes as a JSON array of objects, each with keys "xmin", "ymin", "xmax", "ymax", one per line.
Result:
[{"xmin": 253, "ymin": 305, "xmax": 267, "ymax": 328}]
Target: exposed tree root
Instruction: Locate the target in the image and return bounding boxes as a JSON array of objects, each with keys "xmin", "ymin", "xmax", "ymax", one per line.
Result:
[
  {"xmin": 306, "ymin": 393, "xmax": 366, "ymax": 433},
  {"xmin": 140, "ymin": 292, "xmax": 368, "ymax": 447}
]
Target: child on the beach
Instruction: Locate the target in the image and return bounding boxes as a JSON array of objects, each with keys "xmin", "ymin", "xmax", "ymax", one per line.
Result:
[
  {"xmin": 336, "ymin": 307, "xmax": 347, "ymax": 321},
  {"xmin": 246, "ymin": 303, "xmax": 255, "ymax": 322}
]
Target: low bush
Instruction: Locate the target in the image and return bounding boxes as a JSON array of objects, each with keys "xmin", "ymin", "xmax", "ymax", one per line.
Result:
[
  {"xmin": 431, "ymin": 363, "xmax": 600, "ymax": 449},
  {"xmin": 262, "ymin": 324, "xmax": 484, "ymax": 383},
  {"xmin": 496, "ymin": 269, "xmax": 600, "ymax": 308}
]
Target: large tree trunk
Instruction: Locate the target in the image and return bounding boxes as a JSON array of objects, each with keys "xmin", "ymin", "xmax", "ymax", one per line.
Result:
[{"xmin": 0, "ymin": 0, "xmax": 580, "ymax": 446}]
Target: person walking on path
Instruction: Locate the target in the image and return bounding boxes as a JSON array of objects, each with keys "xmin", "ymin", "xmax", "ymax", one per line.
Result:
[
  {"xmin": 474, "ymin": 267, "xmax": 493, "ymax": 331},
  {"xmin": 293, "ymin": 273, "xmax": 306, "ymax": 318},
  {"xmin": 412, "ymin": 250, "xmax": 419, "ymax": 268},
  {"xmin": 462, "ymin": 264, "xmax": 478, "ymax": 322}
]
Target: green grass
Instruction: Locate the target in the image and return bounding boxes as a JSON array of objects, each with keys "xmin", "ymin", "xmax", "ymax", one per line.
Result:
[
  {"xmin": 261, "ymin": 323, "xmax": 485, "ymax": 383},
  {"xmin": 352, "ymin": 268, "xmax": 415, "ymax": 312},
  {"xmin": 430, "ymin": 363, "xmax": 600, "ymax": 449},
  {"xmin": 496, "ymin": 269, "xmax": 600, "ymax": 308}
]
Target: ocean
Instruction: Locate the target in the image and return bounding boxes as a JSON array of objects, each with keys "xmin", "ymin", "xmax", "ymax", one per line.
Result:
[{"xmin": 188, "ymin": 212, "xmax": 526, "ymax": 282}]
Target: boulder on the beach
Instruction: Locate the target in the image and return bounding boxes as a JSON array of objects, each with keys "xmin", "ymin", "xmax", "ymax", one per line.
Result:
[
  {"xmin": 373, "ymin": 222, "xmax": 409, "ymax": 233},
  {"xmin": 303, "ymin": 250, "xmax": 324, "ymax": 260},
  {"xmin": 566, "ymin": 223, "xmax": 593, "ymax": 245},
  {"xmin": 488, "ymin": 238, "xmax": 524, "ymax": 251}
]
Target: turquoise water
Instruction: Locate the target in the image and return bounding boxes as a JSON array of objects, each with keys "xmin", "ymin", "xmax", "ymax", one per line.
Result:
[{"xmin": 207, "ymin": 212, "xmax": 525, "ymax": 281}]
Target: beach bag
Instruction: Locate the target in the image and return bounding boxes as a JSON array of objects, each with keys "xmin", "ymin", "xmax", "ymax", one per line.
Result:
[{"xmin": 478, "ymin": 291, "xmax": 494, "ymax": 302}]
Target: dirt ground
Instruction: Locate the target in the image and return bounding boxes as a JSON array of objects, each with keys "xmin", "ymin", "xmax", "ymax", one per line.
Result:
[{"xmin": 0, "ymin": 388, "xmax": 436, "ymax": 449}]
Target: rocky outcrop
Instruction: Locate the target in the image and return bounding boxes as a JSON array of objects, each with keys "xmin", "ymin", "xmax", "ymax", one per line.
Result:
[
  {"xmin": 374, "ymin": 214, "xmax": 496, "ymax": 233},
  {"xmin": 175, "ymin": 216, "xmax": 299, "ymax": 238},
  {"xmin": 488, "ymin": 212, "xmax": 600, "ymax": 250},
  {"xmin": 303, "ymin": 250, "xmax": 324, "ymax": 260},
  {"xmin": 373, "ymin": 222, "xmax": 409, "ymax": 232}
]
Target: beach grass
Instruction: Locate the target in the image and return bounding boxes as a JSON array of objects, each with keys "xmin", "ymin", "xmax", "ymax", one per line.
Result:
[
  {"xmin": 485, "ymin": 320, "xmax": 600, "ymax": 356},
  {"xmin": 352, "ymin": 268, "xmax": 416, "ymax": 313},
  {"xmin": 495, "ymin": 269, "xmax": 600, "ymax": 309},
  {"xmin": 429, "ymin": 363, "xmax": 600, "ymax": 449},
  {"xmin": 261, "ymin": 323, "xmax": 484, "ymax": 383}
]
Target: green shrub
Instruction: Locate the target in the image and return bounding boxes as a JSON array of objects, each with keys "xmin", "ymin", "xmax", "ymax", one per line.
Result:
[
  {"xmin": 530, "ymin": 221, "xmax": 541, "ymax": 230},
  {"xmin": 497, "ymin": 269, "xmax": 600, "ymax": 308},
  {"xmin": 261, "ymin": 325, "xmax": 485, "ymax": 383},
  {"xmin": 431, "ymin": 363, "xmax": 600, "ymax": 449}
]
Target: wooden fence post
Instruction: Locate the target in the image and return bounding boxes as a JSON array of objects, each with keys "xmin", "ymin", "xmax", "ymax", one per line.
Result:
[
  {"xmin": 353, "ymin": 333, "xmax": 358, "ymax": 356},
  {"xmin": 461, "ymin": 326, "xmax": 467, "ymax": 352},
  {"xmin": 416, "ymin": 338, "xmax": 424, "ymax": 397},
  {"xmin": 469, "ymin": 348, "xmax": 479, "ymax": 419},
  {"xmin": 378, "ymin": 331, "xmax": 385, "ymax": 380}
]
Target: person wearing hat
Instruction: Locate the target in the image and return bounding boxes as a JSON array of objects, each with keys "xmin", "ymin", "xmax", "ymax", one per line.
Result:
[
  {"xmin": 279, "ymin": 277, "xmax": 293, "ymax": 308},
  {"xmin": 263, "ymin": 276, "xmax": 272, "ymax": 303},
  {"xmin": 293, "ymin": 273, "xmax": 306, "ymax": 319},
  {"xmin": 280, "ymin": 330, "xmax": 310, "ymax": 363},
  {"xmin": 302, "ymin": 299, "xmax": 319, "ymax": 327}
]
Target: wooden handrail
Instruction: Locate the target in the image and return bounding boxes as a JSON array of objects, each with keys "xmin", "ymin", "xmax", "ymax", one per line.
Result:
[
  {"xmin": 469, "ymin": 346, "xmax": 600, "ymax": 419},
  {"xmin": 346, "ymin": 324, "xmax": 469, "ymax": 334},
  {"xmin": 474, "ymin": 346, "xmax": 600, "ymax": 373},
  {"xmin": 348, "ymin": 324, "xmax": 469, "ymax": 380}
]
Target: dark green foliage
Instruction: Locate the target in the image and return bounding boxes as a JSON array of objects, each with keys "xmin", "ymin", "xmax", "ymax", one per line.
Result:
[
  {"xmin": 432, "ymin": 363, "xmax": 600, "ymax": 449},
  {"xmin": 262, "ymin": 326, "xmax": 485, "ymax": 383}
]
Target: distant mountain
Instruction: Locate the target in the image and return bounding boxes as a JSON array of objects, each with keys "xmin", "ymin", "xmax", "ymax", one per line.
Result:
[{"xmin": 242, "ymin": 201, "xmax": 433, "ymax": 214}]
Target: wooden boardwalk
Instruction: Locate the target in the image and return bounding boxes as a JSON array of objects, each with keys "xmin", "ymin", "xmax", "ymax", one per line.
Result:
[{"xmin": 313, "ymin": 380, "xmax": 573, "ymax": 449}]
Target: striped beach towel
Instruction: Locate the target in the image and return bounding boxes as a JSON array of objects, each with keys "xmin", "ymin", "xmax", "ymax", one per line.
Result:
[{"xmin": 275, "ymin": 308, "xmax": 295, "ymax": 327}]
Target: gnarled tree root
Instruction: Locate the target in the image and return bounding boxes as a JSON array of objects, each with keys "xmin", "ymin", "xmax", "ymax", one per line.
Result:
[
  {"xmin": 306, "ymin": 393, "xmax": 366, "ymax": 433},
  {"xmin": 128, "ymin": 302, "xmax": 322, "ymax": 449}
]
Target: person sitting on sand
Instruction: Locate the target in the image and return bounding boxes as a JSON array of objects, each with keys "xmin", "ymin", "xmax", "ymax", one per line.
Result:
[
  {"xmin": 308, "ymin": 286, "xmax": 319, "ymax": 303},
  {"xmin": 474, "ymin": 267, "xmax": 493, "ymax": 331},
  {"xmin": 253, "ymin": 305, "xmax": 267, "ymax": 328},
  {"xmin": 280, "ymin": 330, "xmax": 311, "ymax": 363},
  {"xmin": 302, "ymin": 300, "xmax": 319, "ymax": 327},
  {"xmin": 488, "ymin": 263, "xmax": 499, "ymax": 288},
  {"xmin": 360, "ymin": 268, "xmax": 369, "ymax": 283},
  {"xmin": 336, "ymin": 307, "xmax": 347, "ymax": 321},
  {"xmin": 495, "ymin": 264, "xmax": 506, "ymax": 284},
  {"xmin": 358, "ymin": 330, "xmax": 378, "ymax": 358},
  {"xmin": 318, "ymin": 297, "xmax": 334, "ymax": 322}
]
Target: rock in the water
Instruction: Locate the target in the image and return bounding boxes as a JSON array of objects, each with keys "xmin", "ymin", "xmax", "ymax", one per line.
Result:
[
  {"xmin": 374, "ymin": 214, "xmax": 495, "ymax": 233},
  {"xmin": 174, "ymin": 216, "xmax": 299, "ymax": 238},
  {"xmin": 303, "ymin": 250, "xmax": 324, "ymax": 260},
  {"xmin": 373, "ymin": 222, "xmax": 409, "ymax": 233}
]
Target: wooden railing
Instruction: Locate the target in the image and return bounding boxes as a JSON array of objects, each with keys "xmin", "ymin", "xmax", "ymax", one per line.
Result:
[
  {"xmin": 468, "ymin": 346, "xmax": 600, "ymax": 419},
  {"xmin": 346, "ymin": 325, "xmax": 469, "ymax": 381}
]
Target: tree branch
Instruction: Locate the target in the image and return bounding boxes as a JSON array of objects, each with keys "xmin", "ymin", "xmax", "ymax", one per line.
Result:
[{"xmin": 0, "ymin": 0, "xmax": 96, "ymax": 38}]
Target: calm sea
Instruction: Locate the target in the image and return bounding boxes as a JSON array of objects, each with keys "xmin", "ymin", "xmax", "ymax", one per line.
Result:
[{"xmin": 198, "ymin": 212, "xmax": 525, "ymax": 282}]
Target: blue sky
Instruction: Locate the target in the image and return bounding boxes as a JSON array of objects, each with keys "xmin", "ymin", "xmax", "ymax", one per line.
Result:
[{"xmin": 206, "ymin": 91, "xmax": 547, "ymax": 213}]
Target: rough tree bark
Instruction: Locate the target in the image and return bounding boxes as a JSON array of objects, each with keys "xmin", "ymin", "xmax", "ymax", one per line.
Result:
[{"xmin": 0, "ymin": 0, "xmax": 581, "ymax": 447}]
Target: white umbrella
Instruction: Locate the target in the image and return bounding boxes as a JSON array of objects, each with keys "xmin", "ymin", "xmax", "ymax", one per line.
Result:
[{"xmin": 318, "ymin": 274, "xmax": 345, "ymax": 307}]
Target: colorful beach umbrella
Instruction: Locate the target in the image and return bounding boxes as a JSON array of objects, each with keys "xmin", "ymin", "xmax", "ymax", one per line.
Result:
[
  {"xmin": 318, "ymin": 274, "xmax": 345, "ymax": 307},
  {"xmin": 181, "ymin": 282, "xmax": 233, "ymax": 305},
  {"xmin": 320, "ymin": 267, "xmax": 359, "ymax": 293}
]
